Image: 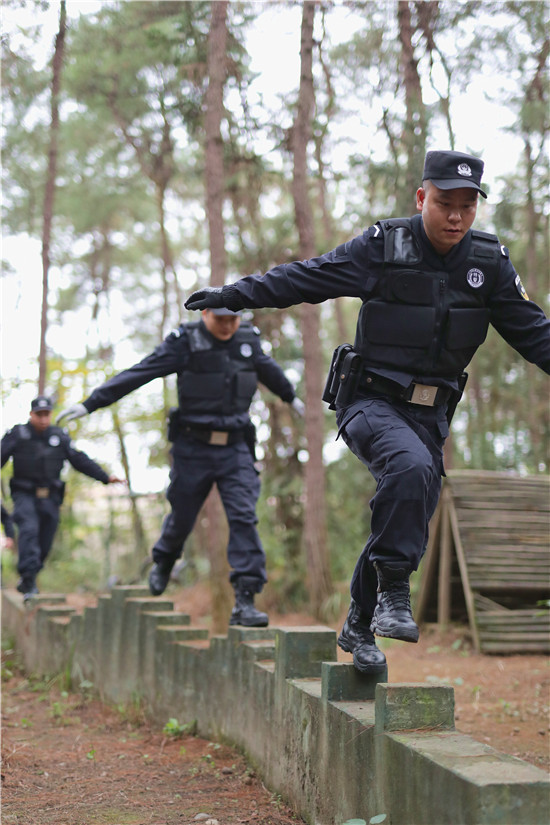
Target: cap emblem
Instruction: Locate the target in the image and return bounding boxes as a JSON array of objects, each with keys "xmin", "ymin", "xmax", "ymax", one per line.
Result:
[
  {"xmin": 467, "ymin": 268, "xmax": 484, "ymax": 288},
  {"xmin": 457, "ymin": 163, "xmax": 472, "ymax": 177}
]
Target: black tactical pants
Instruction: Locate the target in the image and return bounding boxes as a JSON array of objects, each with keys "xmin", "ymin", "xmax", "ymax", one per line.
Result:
[
  {"xmin": 152, "ymin": 437, "xmax": 267, "ymax": 584},
  {"xmin": 12, "ymin": 491, "xmax": 60, "ymax": 582},
  {"xmin": 337, "ymin": 395, "xmax": 448, "ymax": 618}
]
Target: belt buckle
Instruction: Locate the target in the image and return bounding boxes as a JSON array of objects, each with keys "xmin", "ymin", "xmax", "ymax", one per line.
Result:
[
  {"xmin": 410, "ymin": 384, "xmax": 438, "ymax": 406},
  {"xmin": 209, "ymin": 431, "xmax": 229, "ymax": 446},
  {"xmin": 35, "ymin": 487, "xmax": 50, "ymax": 499}
]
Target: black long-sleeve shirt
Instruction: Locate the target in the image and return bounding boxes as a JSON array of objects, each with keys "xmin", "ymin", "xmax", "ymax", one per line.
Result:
[
  {"xmin": 83, "ymin": 320, "xmax": 296, "ymax": 431},
  {"xmin": 219, "ymin": 217, "xmax": 550, "ymax": 378},
  {"xmin": 1, "ymin": 424, "xmax": 110, "ymax": 485}
]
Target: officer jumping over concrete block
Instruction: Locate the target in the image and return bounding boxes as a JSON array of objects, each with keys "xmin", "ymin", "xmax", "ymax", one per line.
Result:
[
  {"xmin": 185, "ymin": 150, "xmax": 550, "ymax": 672},
  {"xmin": 57, "ymin": 308, "xmax": 304, "ymax": 627}
]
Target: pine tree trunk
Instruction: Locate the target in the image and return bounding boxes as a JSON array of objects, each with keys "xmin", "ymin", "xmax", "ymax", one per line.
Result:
[
  {"xmin": 39, "ymin": 0, "xmax": 66, "ymax": 393},
  {"xmin": 397, "ymin": 0, "xmax": 427, "ymax": 214},
  {"xmin": 291, "ymin": 1, "xmax": 333, "ymax": 618},
  {"xmin": 203, "ymin": 0, "xmax": 233, "ymax": 631}
]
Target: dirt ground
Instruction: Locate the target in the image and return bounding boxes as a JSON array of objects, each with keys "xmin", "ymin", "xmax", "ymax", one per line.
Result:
[{"xmin": 2, "ymin": 582, "xmax": 549, "ymax": 825}]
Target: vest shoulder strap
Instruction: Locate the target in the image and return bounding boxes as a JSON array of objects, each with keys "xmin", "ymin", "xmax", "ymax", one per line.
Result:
[
  {"xmin": 234, "ymin": 323, "xmax": 259, "ymax": 346},
  {"xmin": 185, "ymin": 322, "xmax": 213, "ymax": 353},
  {"xmin": 379, "ymin": 217, "xmax": 423, "ymax": 265},
  {"xmin": 469, "ymin": 229, "xmax": 502, "ymax": 271},
  {"xmin": 16, "ymin": 424, "xmax": 31, "ymax": 441}
]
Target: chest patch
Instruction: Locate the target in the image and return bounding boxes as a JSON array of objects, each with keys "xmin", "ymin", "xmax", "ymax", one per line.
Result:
[
  {"xmin": 240, "ymin": 343, "xmax": 253, "ymax": 358},
  {"xmin": 515, "ymin": 274, "xmax": 529, "ymax": 300},
  {"xmin": 49, "ymin": 435, "xmax": 61, "ymax": 447},
  {"xmin": 466, "ymin": 268, "xmax": 484, "ymax": 288}
]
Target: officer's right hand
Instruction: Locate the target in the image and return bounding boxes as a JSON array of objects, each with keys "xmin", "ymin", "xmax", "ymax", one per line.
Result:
[
  {"xmin": 184, "ymin": 286, "xmax": 224, "ymax": 311},
  {"xmin": 56, "ymin": 403, "xmax": 89, "ymax": 424}
]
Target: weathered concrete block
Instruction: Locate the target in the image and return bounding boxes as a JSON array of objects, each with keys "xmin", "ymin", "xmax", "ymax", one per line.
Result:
[
  {"xmin": 375, "ymin": 682, "xmax": 455, "ymax": 732},
  {"xmin": 72, "ymin": 605, "xmax": 99, "ymax": 685},
  {"xmin": 321, "ymin": 661, "xmax": 387, "ymax": 701},
  {"xmin": 275, "ymin": 626, "xmax": 337, "ymax": 681}
]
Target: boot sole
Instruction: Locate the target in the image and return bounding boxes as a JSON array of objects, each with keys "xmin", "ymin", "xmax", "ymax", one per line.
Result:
[
  {"xmin": 229, "ymin": 617, "xmax": 269, "ymax": 627},
  {"xmin": 338, "ymin": 634, "xmax": 387, "ymax": 674},
  {"xmin": 337, "ymin": 634, "xmax": 352, "ymax": 653},
  {"xmin": 370, "ymin": 622, "xmax": 419, "ymax": 643}
]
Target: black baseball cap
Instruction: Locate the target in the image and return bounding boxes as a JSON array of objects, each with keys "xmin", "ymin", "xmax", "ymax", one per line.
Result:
[
  {"xmin": 209, "ymin": 307, "xmax": 242, "ymax": 316},
  {"xmin": 31, "ymin": 395, "xmax": 53, "ymax": 411},
  {"xmin": 423, "ymin": 150, "xmax": 487, "ymax": 198}
]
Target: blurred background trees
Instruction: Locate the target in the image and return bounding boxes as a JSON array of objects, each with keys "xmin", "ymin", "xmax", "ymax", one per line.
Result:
[{"xmin": 2, "ymin": 0, "xmax": 548, "ymax": 621}]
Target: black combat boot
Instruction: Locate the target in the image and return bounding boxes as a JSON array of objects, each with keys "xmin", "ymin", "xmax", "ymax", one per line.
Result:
[
  {"xmin": 338, "ymin": 599, "xmax": 387, "ymax": 674},
  {"xmin": 148, "ymin": 558, "xmax": 175, "ymax": 596},
  {"xmin": 17, "ymin": 577, "xmax": 39, "ymax": 598},
  {"xmin": 370, "ymin": 562, "xmax": 419, "ymax": 643},
  {"xmin": 229, "ymin": 576, "xmax": 269, "ymax": 627}
]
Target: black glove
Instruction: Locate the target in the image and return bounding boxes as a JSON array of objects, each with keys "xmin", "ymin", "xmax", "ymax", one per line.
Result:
[{"xmin": 185, "ymin": 286, "xmax": 224, "ymax": 311}]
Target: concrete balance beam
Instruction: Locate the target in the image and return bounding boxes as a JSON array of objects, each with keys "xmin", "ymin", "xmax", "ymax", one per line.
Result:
[{"xmin": 2, "ymin": 587, "xmax": 548, "ymax": 825}]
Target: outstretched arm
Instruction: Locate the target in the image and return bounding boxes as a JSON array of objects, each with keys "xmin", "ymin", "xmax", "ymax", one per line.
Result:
[
  {"xmin": 185, "ymin": 234, "xmax": 375, "ymax": 312},
  {"xmin": 58, "ymin": 331, "xmax": 185, "ymax": 423}
]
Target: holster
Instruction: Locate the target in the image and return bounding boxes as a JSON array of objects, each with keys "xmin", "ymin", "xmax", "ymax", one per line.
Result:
[
  {"xmin": 322, "ymin": 344, "xmax": 363, "ymax": 410},
  {"xmin": 51, "ymin": 480, "xmax": 66, "ymax": 505},
  {"xmin": 446, "ymin": 372, "xmax": 468, "ymax": 425},
  {"xmin": 167, "ymin": 407, "xmax": 180, "ymax": 442},
  {"xmin": 244, "ymin": 421, "xmax": 257, "ymax": 461}
]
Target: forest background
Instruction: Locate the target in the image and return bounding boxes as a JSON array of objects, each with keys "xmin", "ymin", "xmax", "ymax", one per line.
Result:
[{"xmin": 1, "ymin": 0, "xmax": 548, "ymax": 629}]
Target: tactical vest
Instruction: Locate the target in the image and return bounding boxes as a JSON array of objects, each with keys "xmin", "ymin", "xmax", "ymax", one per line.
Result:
[
  {"xmin": 11, "ymin": 424, "xmax": 66, "ymax": 482},
  {"xmin": 354, "ymin": 217, "xmax": 504, "ymax": 377},
  {"xmin": 177, "ymin": 323, "xmax": 259, "ymax": 417}
]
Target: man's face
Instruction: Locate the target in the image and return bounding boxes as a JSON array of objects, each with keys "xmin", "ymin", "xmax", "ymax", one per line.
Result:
[
  {"xmin": 416, "ymin": 182, "xmax": 478, "ymax": 255},
  {"xmin": 202, "ymin": 309, "xmax": 241, "ymax": 341},
  {"xmin": 29, "ymin": 409, "xmax": 52, "ymax": 432}
]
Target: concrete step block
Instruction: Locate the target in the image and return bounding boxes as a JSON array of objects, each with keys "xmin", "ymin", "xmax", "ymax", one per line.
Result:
[
  {"xmin": 241, "ymin": 639, "xmax": 276, "ymax": 662},
  {"xmin": 157, "ymin": 625, "xmax": 209, "ymax": 639},
  {"xmin": 21, "ymin": 592, "xmax": 67, "ymax": 605},
  {"xmin": 275, "ymin": 626, "xmax": 337, "ymax": 680},
  {"xmin": 142, "ymin": 610, "xmax": 191, "ymax": 626},
  {"xmin": 227, "ymin": 625, "xmax": 276, "ymax": 644},
  {"xmin": 124, "ymin": 597, "xmax": 174, "ymax": 612},
  {"xmin": 375, "ymin": 682, "xmax": 455, "ymax": 733},
  {"xmin": 321, "ymin": 661, "xmax": 388, "ymax": 701}
]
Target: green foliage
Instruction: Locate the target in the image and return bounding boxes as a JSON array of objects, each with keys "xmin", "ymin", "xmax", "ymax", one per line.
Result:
[{"xmin": 163, "ymin": 716, "xmax": 197, "ymax": 738}]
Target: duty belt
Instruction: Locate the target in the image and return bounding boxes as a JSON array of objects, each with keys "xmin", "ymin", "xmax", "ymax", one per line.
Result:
[
  {"xmin": 360, "ymin": 373, "xmax": 452, "ymax": 407},
  {"xmin": 181, "ymin": 426, "xmax": 245, "ymax": 446},
  {"xmin": 10, "ymin": 479, "xmax": 53, "ymax": 497}
]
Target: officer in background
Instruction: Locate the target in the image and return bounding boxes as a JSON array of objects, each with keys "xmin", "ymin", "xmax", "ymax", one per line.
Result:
[
  {"xmin": 185, "ymin": 150, "xmax": 550, "ymax": 673},
  {"xmin": 57, "ymin": 308, "xmax": 304, "ymax": 627},
  {"xmin": 1, "ymin": 395, "xmax": 123, "ymax": 600}
]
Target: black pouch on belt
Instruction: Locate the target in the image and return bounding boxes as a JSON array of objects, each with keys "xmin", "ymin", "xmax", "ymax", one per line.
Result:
[
  {"xmin": 322, "ymin": 344, "xmax": 355, "ymax": 410},
  {"xmin": 167, "ymin": 407, "xmax": 180, "ymax": 442}
]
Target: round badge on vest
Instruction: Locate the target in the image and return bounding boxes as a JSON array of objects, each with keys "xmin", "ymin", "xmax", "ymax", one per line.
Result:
[
  {"xmin": 240, "ymin": 343, "xmax": 253, "ymax": 358},
  {"xmin": 48, "ymin": 435, "xmax": 61, "ymax": 446},
  {"xmin": 466, "ymin": 268, "xmax": 484, "ymax": 288}
]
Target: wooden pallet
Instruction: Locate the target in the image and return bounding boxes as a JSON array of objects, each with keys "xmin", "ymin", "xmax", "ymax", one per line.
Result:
[{"xmin": 415, "ymin": 470, "xmax": 550, "ymax": 653}]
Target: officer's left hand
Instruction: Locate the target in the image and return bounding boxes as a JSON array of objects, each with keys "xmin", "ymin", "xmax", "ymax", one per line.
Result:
[
  {"xmin": 108, "ymin": 475, "xmax": 127, "ymax": 485},
  {"xmin": 290, "ymin": 398, "xmax": 306, "ymax": 417},
  {"xmin": 57, "ymin": 403, "xmax": 88, "ymax": 424},
  {"xmin": 184, "ymin": 286, "xmax": 224, "ymax": 311}
]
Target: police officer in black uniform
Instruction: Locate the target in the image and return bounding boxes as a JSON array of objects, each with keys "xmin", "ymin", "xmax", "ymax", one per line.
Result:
[
  {"xmin": 185, "ymin": 150, "xmax": 550, "ymax": 673},
  {"xmin": 57, "ymin": 307, "xmax": 304, "ymax": 627},
  {"xmin": 1, "ymin": 395, "xmax": 123, "ymax": 600}
]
